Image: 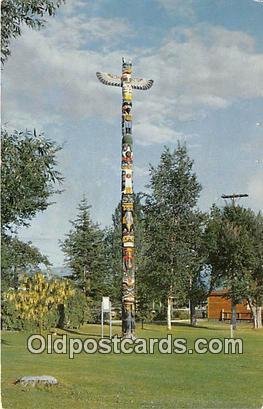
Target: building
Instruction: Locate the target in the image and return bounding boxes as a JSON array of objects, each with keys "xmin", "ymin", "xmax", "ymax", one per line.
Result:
[{"xmin": 207, "ymin": 289, "xmax": 252, "ymax": 321}]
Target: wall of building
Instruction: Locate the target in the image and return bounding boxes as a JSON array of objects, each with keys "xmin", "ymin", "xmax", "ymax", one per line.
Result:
[{"xmin": 207, "ymin": 291, "xmax": 251, "ymax": 320}]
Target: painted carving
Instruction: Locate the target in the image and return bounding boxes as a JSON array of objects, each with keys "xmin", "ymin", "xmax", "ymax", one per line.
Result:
[
  {"xmin": 96, "ymin": 58, "xmax": 153, "ymax": 338},
  {"xmin": 123, "ymin": 209, "xmax": 133, "ymax": 232},
  {"xmin": 122, "ymin": 276, "xmax": 135, "ymax": 301},
  {"xmin": 123, "ymin": 247, "xmax": 134, "ymax": 271},
  {"xmin": 122, "ymin": 114, "xmax": 132, "ymax": 135},
  {"xmin": 122, "ymin": 148, "xmax": 133, "ymax": 169},
  {"xmin": 121, "ymin": 169, "xmax": 133, "ymax": 194}
]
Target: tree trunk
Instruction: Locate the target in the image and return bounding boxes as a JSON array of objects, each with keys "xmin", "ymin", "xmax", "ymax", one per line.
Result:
[
  {"xmin": 256, "ymin": 306, "xmax": 262, "ymax": 329},
  {"xmin": 57, "ymin": 304, "xmax": 65, "ymax": 329},
  {"xmin": 231, "ymin": 302, "xmax": 237, "ymax": 330},
  {"xmin": 167, "ymin": 297, "xmax": 172, "ymax": 330},
  {"xmin": 190, "ymin": 300, "xmax": 197, "ymax": 326},
  {"xmin": 39, "ymin": 318, "xmax": 43, "ymax": 335},
  {"xmin": 249, "ymin": 301, "xmax": 262, "ymax": 329}
]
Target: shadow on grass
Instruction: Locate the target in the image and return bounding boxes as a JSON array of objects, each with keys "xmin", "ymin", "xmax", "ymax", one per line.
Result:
[
  {"xmin": 1, "ymin": 339, "xmax": 10, "ymax": 345},
  {"xmin": 173, "ymin": 322, "xmax": 220, "ymax": 330},
  {"xmin": 62, "ymin": 328, "xmax": 101, "ymax": 338},
  {"xmin": 140, "ymin": 321, "xmax": 230, "ymax": 331}
]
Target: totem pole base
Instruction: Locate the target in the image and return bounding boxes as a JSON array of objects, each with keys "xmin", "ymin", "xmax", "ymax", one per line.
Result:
[
  {"xmin": 122, "ymin": 304, "xmax": 136, "ymax": 339},
  {"xmin": 122, "ymin": 333, "xmax": 136, "ymax": 341}
]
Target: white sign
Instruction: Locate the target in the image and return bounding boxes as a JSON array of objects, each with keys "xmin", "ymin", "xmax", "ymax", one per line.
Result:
[{"xmin": 102, "ymin": 296, "xmax": 110, "ymax": 312}]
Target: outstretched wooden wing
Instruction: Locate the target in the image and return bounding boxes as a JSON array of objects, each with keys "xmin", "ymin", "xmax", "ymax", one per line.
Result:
[
  {"xmin": 96, "ymin": 72, "xmax": 122, "ymax": 87},
  {"xmin": 131, "ymin": 78, "xmax": 154, "ymax": 90}
]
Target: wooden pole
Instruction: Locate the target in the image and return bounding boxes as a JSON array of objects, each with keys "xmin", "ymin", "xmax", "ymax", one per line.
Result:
[{"xmin": 96, "ymin": 59, "xmax": 153, "ymax": 338}]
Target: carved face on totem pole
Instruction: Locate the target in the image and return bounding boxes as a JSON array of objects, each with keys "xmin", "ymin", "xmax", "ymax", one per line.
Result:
[
  {"xmin": 123, "ymin": 209, "xmax": 133, "ymax": 232},
  {"xmin": 122, "ymin": 102, "xmax": 132, "ymax": 114},
  {"xmin": 122, "ymin": 82, "xmax": 132, "ymax": 102},
  {"xmin": 121, "ymin": 169, "xmax": 133, "ymax": 194},
  {"xmin": 122, "ymin": 144, "xmax": 133, "ymax": 167},
  {"xmin": 122, "ymin": 276, "xmax": 135, "ymax": 302},
  {"xmin": 123, "ymin": 247, "xmax": 134, "ymax": 271}
]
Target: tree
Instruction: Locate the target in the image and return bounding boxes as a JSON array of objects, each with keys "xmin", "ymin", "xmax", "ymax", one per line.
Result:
[
  {"xmin": 1, "ymin": 128, "xmax": 63, "ymax": 232},
  {"xmin": 104, "ymin": 203, "xmax": 122, "ymax": 304},
  {"xmin": 60, "ymin": 197, "xmax": 108, "ymax": 300},
  {"xmin": 205, "ymin": 205, "xmax": 258, "ymax": 329},
  {"xmin": 6, "ymin": 272, "xmax": 74, "ymax": 333},
  {"xmin": 1, "ymin": 235, "xmax": 50, "ymax": 290},
  {"xmin": 247, "ymin": 212, "xmax": 263, "ymax": 328},
  {"xmin": 143, "ymin": 143, "xmax": 205, "ymax": 327},
  {"xmin": 1, "ymin": 0, "xmax": 64, "ymax": 64}
]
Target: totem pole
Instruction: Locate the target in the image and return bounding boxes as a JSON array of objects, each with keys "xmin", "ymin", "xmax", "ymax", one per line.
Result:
[{"xmin": 96, "ymin": 58, "xmax": 153, "ymax": 338}]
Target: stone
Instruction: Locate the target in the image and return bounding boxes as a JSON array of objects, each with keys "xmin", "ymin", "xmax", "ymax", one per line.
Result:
[{"xmin": 16, "ymin": 375, "xmax": 58, "ymax": 386}]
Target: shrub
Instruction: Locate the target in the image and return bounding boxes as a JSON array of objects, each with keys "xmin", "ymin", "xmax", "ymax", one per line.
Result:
[{"xmin": 63, "ymin": 290, "xmax": 91, "ymax": 329}]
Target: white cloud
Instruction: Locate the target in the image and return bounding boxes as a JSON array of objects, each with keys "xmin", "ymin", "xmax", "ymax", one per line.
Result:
[
  {"xmin": 2, "ymin": 6, "xmax": 263, "ymax": 146},
  {"xmin": 247, "ymin": 172, "xmax": 263, "ymax": 210},
  {"xmin": 157, "ymin": 0, "xmax": 196, "ymax": 19},
  {"xmin": 135, "ymin": 121, "xmax": 185, "ymax": 146},
  {"xmin": 133, "ymin": 165, "xmax": 148, "ymax": 177},
  {"xmin": 133, "ymin": 25, "xmax": 263, "ymax": 132}
]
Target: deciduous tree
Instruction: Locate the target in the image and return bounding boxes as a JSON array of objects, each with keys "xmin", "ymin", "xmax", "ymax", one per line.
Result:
[
  {"xmin": 6, "ymin": 272, "xmax": 74, "ymax": 333},
  {"xmin": 143, "ymin": 143, "xmax": 205, "ymax": 327},
  {"xmin": 205, "ymin": 205, "xmax": 259, "ymax": 329},
  {"xmin": 1, "ymin": 0, "xmax": 64, "ymax": 64},
  {"xmin": 1, "ymin": 128, "xmax": 63, "ymax": 232}
]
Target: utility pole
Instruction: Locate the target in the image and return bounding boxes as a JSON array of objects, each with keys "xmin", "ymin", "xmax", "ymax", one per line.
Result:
[
  {"xmin": 221, "ymin": 192, "xmax": 249, "ymax": 334},
  {"xmin": 221, "ymin": 193, "xmax": 248, "ymax": 207},
  {"xmin": 96, "ymin": 58, "xmax": 153, "ymax": 338}
]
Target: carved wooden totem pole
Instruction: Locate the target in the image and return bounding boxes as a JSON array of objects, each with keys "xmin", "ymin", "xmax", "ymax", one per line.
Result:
[{"xmin": 97, "ymin": 58, "xmax": 153, "ymax": 338}]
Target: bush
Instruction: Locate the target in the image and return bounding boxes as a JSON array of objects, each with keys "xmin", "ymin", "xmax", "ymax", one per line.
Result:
[
  {"xmin": 1, "ymin": 298, "xmax": 25, "ymax": 330},
  {"xmin": 63, "ymin": 290, "xmax": 91, "ymax": 329},
  {"xmin": 173, "ymin": 309, "xmax": 189, "ymax": 320},
  {"xmin": 1, "ymin": 298, "xmax": 60, "ymax": 331}
]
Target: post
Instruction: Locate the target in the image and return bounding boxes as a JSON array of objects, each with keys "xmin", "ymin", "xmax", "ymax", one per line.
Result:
[
  {"xmin": 167, "ymin": 296, "xmax": 172, "ymax": 330},
  {"xmin": 101, "ymin": 301, "xmax": 104, "ymax": 339},
  {"xmin": 109, "ymin": 301, "xmax": 112, "ymax": 339},
  {"xmin": 231, "ymin": 302, "xmax": 237, "ymax": 330},
  {"xmin": 96, "ymin": 59, "xmax": 153, "ymax": 338}
]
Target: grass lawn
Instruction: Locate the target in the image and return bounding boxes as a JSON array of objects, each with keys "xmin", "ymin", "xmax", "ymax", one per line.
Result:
[{"xmin": 1, "ymin": 321, "xmax": 263, "ymax": 409}]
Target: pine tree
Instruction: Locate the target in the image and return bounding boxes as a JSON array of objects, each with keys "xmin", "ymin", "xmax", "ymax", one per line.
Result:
[{"xmin": 61, "ymin": 197, "xmax": 108, "ymax": 300}]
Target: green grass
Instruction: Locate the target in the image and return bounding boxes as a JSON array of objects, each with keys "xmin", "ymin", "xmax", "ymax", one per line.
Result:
[{"xmin": 1, "ymin": 322, "xmax": 263, "ymax": 409}]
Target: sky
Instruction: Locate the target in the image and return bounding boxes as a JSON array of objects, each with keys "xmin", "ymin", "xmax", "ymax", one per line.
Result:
[{"xmin": 2, "ymin": 0, "xmax": 263, "ymax": 267}]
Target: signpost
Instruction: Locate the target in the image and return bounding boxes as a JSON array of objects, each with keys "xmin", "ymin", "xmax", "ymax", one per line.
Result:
[{"xmin": 101, "ymin": 296, "xmax": 112, "ymax": 339}]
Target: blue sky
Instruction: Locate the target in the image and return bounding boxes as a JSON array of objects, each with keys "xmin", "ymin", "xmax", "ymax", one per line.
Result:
[{"xmin": 2, "ymin": 0, "xmax": 263, "ymax": 266}]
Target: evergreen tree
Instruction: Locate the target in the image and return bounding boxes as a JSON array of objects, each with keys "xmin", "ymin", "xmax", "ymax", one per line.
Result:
[
  {"xmin": 104, "ymin": 202, "xmax": 122, "ymax": 304},
  {"xmin": 61, "ymin": 197, "xmax": 108, "ymax": 300}
]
